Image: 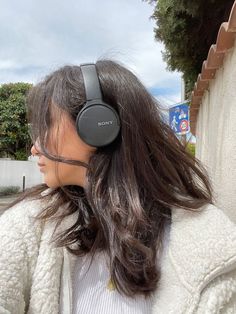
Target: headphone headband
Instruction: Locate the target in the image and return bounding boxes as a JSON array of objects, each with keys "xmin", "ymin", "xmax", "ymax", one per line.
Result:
[
  {"xmin": 80, "ymin": 64, "xmax": 102, "ymax": 101},
  {"xmin": 76, "ymin": 62, "xmax": 120, "ymax": 147}
]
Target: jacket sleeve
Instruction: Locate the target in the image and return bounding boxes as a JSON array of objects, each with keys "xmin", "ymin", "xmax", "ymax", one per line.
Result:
[
  {"xmin": 0, "ymin": 207, "xmax": 29, "ymax": 314},
  {"xmin": 0, "ymin": 202, "xmax": 42, "ymax": 314},
  {"xmin": 196, "ymin": 267, "xmax": 236, "ymax": 313}
]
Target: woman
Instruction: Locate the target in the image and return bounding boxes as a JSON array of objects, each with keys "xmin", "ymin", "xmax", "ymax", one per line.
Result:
[{"xmin": 0, "ymin": 60, "xmax": 236, "ymax": 314}]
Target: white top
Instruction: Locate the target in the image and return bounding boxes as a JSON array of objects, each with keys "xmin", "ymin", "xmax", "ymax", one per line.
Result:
[
  {"xmin": 72, "ymin": 252, "xmax": 153, "ymax": 314},
  {"xmin": 72, "ymin": 224, "xmax": 171, "ymax": 314}
]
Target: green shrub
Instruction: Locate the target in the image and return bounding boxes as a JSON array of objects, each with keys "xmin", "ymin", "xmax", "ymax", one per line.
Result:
[
  {"xmin": 15, "ymin": 150, "xmax": 28, "ymax": 161},
  {"xmin": 0, "ymin": 186, "xmax": 20, "ymax": 196}
]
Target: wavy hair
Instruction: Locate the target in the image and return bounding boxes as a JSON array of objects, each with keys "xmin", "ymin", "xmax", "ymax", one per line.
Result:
[{"xmin": 8, "ymin": 60, "xmax": 213, "ymax": 297}]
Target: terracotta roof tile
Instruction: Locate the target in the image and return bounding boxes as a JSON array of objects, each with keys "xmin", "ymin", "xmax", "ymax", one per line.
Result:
[
  {"xmin": 206, "ymin": 45, "xmax": 225, "ymax": 68},
  {"xmin": 216, "ymin": 22, "xmax": 235, "ymax": 52},
  {"xmin": 196, "ymin": 74, "xmax": 210, "ymax": 90},
  {"xmin": 190, "ymin": 1, "xmax": 236, "ymax": 135},
  {"xmin": 201, "ymin": 61, "xmax": 216, "ymax": 80},
  {"xmin": 228, "ymin": 1, "xmax": 236, "ymax": 32}
]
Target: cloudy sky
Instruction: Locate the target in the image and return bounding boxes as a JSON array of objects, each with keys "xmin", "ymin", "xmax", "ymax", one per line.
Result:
[{"xmin": 0, "ymin": 0, "xmax": 182, "ymax": 108}]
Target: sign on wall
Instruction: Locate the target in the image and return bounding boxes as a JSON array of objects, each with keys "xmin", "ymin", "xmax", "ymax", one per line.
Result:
[{"xmin": 169, "ymin": 102, "xmax": 190, "ymax": 135}]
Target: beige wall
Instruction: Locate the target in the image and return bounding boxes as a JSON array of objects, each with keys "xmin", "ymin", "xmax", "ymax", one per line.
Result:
[
  {"xmin": 196, "ymin": 41, "xmax": 236, "ymax": 223},
  {"xmin": 0, "ymin": 159, "xmax": 43, "ymax": 190}
]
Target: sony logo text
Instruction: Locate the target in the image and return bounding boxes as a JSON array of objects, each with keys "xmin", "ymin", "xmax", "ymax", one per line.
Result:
[{"xmin": 97, "ymin": 121, "xmax": 113, "ymax": 126}]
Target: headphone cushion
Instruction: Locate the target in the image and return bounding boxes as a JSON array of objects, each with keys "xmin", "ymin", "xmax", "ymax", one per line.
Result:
[{"xmin": 76, "ymin": 103, "xmax": 120, "ymax": 147}]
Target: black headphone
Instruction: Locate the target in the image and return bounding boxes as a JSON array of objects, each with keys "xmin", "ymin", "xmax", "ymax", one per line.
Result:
[{"xmin": 76, "ymin": 63, "xmax": 120, "ymax": 147}]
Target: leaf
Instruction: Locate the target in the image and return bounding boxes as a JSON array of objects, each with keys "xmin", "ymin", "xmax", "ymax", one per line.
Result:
[{"xmin": 0, "ymin": 83, "xmax": 32, "ymax": 159}]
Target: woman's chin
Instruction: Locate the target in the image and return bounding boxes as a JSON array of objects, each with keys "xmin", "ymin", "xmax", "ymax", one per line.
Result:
[
  {"xmin": 42, "ymin": 177, "xmax": 61, "ymax": 188},
  {"xmin": 42, "ymin": 173, "xmax": 86, "ymax": 188}
]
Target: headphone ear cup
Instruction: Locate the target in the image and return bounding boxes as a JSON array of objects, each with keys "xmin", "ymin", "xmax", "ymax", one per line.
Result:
[{"xmin": 76, "ymin": 102, "xmax": 120, "ymax": 147}]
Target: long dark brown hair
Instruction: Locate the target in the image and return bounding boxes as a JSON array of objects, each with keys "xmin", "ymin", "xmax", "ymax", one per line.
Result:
[{"xmin": 8, "ymin": 60, "xmax": 213, "ymax": 297}]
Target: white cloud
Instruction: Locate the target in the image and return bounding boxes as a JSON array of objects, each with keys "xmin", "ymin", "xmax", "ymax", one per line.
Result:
[
  {"xmin": 0, "ymin": 0, "xmax": 181, "ymax": 100},
  {"xmin": 156, "ymin": 93, "xmax": 182, "ymax": 108}
]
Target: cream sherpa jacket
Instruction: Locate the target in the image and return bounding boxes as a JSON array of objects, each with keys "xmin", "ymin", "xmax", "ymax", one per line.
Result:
[{"xmin": 0, "ymin": 198, "xmax": 236, "ymax": 314}]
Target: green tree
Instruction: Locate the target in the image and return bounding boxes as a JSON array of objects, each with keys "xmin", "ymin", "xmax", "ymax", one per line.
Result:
[
  {"xmin": 146, "ymin": 0, "xmax": 234, "ymax": 96},
  {"xmin": 0, "ymin": 82, "xmax": 32, "ymax": 160}
]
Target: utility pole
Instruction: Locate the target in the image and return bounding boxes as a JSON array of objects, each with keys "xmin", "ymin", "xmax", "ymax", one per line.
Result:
[
  {"xmin": 181, "ymin": 75, "xmax": 185, "ymax": 102},
  {"xmin": 181, "ymin": 75, "xmax": 187, "ymax": 147}
]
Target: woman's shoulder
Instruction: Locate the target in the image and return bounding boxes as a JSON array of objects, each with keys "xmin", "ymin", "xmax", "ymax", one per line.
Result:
[
  {"xmin": 169, "ymin": 203, "xmax": 236, "ymax": 290},
  {"xmin": 0, "ymin": 197, "xmax": 44, "ymax": 220},
  {"xmin": 0, "ymin": 197, "xmax": 45, "ymax": 241},
  {"xmin": 0, "ymin": 196, "xmax": 55, "ymax": 313},
  {"xmin": 171, "ymin": 202, "xmax": 236, "ymax": 236},
  {"xmin": 152, "ymin": 204, "xmax": 236, "ymax": 313}
]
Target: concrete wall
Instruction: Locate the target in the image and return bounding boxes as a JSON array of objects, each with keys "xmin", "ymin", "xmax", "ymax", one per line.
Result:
[
  {"xmin": 196, "ymin": 41, "xmax": 236, "ymax": 223},
  {"xmin": 0, "ymin": 158, "xmax": 43, "ymax": 190}
]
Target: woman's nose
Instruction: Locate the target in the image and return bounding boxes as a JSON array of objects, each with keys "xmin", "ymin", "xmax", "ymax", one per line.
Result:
[{"xmin": 31, "ymin": 143, "xmax": 40, "ymax": 156}]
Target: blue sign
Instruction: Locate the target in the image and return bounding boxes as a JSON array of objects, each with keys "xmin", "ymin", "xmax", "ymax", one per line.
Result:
[{"xmin": 169, "ymin": 102, "xmax": 190, "ymax": 135}]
